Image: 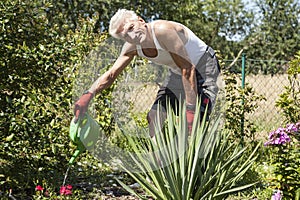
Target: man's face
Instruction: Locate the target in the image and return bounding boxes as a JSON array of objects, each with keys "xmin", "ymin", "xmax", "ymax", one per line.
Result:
[{"xmin": 117, "ymin": 18, "xmax": 147, "ymax": 44}]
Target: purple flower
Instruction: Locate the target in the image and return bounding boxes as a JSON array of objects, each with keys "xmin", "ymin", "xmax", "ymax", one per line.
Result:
[
  {"xmin": 264, "ymin": 128, "xmax": 291, "ymax": 146},
  {"xmin": 271, "ymin": 189, "xmax": 282, "ymax": 200},
  {"xmin": 265, "ymin": 122, "xmax": 300, "ymax": 146},
  {"xmin": 286, "ymin": 123, "xmax": 298, "ymax": 133},
  {"xmin": 275, "ymin": 127, "xmax": 285, "ymax": 135},
  {"xmin": 268, "ymin": 131, "xmax": 276, "ymax": 140}
]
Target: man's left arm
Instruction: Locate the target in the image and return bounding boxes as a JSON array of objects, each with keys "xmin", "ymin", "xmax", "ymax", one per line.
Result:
[
  {"xmin": 172, "ymin": 54, "xmax": 197, "ymax": 106},
  {"xmin": 156, "ymin": 24, "xmax": 197, "ymax": 131},
  {"xmin": 169, "ymin": 45, "xmax": 197, "ymax": 132},
  {"xmin": 156, "ymin": 24, "xmax": 198, "ymax": 106}
]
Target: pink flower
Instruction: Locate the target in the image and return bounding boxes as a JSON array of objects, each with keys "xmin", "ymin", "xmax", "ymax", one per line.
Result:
[
  {"xmin": 35, "ymin": 185, "xmax": 44, "ymax": 191},
  {"xmin": 271, "ymin": 189, "xmax": 282, "ymax": 200},
  {"xmin": 60, "ymin": 184, "xmax": 72, "ymax": 196},
  {"xmin": 264, "ymin": 127, "xmax": 291, "ymax": 146},
  {"xmin": 286, "ymin": 123, "xmax": 298, "ymax": 133}
]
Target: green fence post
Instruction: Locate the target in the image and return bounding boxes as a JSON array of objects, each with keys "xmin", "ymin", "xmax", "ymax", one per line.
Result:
[{"xmin": 241, "ymin": 53, "xmax": 246, "ymax": 146}]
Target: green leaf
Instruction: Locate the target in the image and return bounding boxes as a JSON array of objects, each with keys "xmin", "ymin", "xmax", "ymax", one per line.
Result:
[
  {"xmin": 5, "ymin": 133, "xmax": 15, "ymax": 141},
  {"xmin": 214, "ymin": 182, "xmax": 259, "ymax": 197}
]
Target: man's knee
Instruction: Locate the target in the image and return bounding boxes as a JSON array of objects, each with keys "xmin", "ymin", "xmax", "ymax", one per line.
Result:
[
  {"xmin": 147, "ymin": 109, "xmax": 167, "ymax": 137},
  {"xmin": 147, "ymin": 110, "xmax": 157, "ymax": 138},
  {"xmin": 147, "ymin": 110, "xmax": 156, "ymax": 124}
]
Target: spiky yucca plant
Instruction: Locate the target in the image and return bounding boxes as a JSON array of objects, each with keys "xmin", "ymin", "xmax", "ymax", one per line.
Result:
[{"xmin": 116, "ymin": 101, "xmax": 259, "ymax": 200}]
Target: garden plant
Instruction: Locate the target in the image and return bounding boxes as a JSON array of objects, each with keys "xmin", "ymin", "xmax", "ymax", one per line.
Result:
[
  {"xmin": 1, "ymin": 0, "xmax": 300, "ymax": 199},
  {"xmin": 116, "ymin": 101, "xmax": 260, "ymax": 200},
  {"xmin": 263, "ymin": 51, "xmax": 300, "ymax": 199}
]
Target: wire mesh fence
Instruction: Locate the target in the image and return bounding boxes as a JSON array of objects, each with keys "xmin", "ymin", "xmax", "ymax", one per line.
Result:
[
  {"xmin": 244, "ymin": 73, "xmax": 289, "ymax": 129},
  {"xmin": 111, "ymin": 57, "xmax": 290, "ymax": 134},
  {"xmin": 221, "ymin": 58, "xmax": 289, "ymax": 132}
]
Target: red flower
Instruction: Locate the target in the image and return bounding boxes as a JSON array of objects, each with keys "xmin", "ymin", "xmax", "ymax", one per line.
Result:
[
  {"xmin": 35, "ymin": 185, "xmax": 44, "ymax": 191},
  {"xmin": 60, "ymin": 184, "xmax": 72, "ymax": 195}
]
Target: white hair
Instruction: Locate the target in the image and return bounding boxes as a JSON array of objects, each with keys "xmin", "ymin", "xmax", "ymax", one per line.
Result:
[{"xmin": 109, "ymin": 9, "xmax": 139, "ymax": 39}]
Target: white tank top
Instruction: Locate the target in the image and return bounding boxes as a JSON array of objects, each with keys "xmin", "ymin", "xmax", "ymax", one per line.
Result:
[{"xmin": 137, "ymin": 21, "xmax": 207, "ymax": 75}]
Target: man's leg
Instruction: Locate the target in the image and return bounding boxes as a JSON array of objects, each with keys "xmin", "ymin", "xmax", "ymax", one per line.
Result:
[
  {"xmin": 194, "ymin": 46, "xmax": 220, "ymax": 175},
  {"xmin": 195, "ymin": 46, "xmax": 220, "ymax": 121},
  {"xmin": 147, "ymin": 108, "xmax": 166, "ymax": 138},
  {"xmin": 147, "ymin": 87, "xmax": 180, "ymax": 138}
]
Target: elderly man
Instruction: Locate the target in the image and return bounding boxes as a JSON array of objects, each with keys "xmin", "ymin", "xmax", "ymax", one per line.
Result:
[{"xmin": 74, "ymin": 9, "xmax": 220, "ymax": 134}]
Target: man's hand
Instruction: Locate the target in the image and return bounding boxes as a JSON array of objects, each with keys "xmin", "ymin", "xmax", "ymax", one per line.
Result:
[{"xmin": 74, "ymin": 91, "xmax": 93, "ymax": 123}]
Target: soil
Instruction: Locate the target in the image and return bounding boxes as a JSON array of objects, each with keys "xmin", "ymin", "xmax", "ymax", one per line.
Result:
[{"xmin": 73, "ymin": 175, "xmax": 149, "ymax": 200}]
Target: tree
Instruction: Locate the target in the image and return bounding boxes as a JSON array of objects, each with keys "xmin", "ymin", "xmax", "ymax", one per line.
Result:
[
  {"xmin": 153, "ymin": 0, "xmax": 255, "ymax": 58},
  {"xmin": 40, "ymin": 0, "xmax": 254, "ymax": 60},
  {"xmin": 242, "ymin": 0, "xmax": 300, "ymax": 73}
]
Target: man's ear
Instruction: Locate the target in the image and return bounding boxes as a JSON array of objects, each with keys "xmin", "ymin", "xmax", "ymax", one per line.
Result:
[{"xmin": 138, "ymin": 16, "xmax": 145, "ymax": 23}]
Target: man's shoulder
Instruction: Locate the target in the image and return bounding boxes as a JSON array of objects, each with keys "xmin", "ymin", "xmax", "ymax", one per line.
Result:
[
  {"xmin": 152, "ymin": 20, "xmax": 187, "ymax": 42},
  {"xmin": 121, "ymin": 42, "xmax": 137, "ymax": 56},
  {"xmin": 151, "ymin": 20, "xmax": 180, "ymax": 29}
]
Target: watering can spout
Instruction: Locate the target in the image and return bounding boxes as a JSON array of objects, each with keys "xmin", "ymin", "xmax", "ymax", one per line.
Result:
[
  {"xmin": 69, "ymin": 148, "xmax": 83, "ymax": 165},
  {"xmin": 68, "ymin": 113, "xmax": 100, "ymax": 165}
]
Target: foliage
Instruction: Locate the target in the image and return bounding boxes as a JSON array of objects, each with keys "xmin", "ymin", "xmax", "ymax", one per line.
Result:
[
  {"xmin": 116, "ymin": 101, "xmax": 259, "ymax": 200},
  {"xmin": 0, "ymin": 0, "xmax": 110, "ymax": 197},
  {"xmin": 243, "ymin": 0, "xmax": 300, "ymax": 73},
  {"xmin": 249, "ymin": 52, "xmax": 300, "ymax": 200},
  {"xmin": 1, "ymin": 0, "xmax": 298, "ymax": 198},
  {"xmin": 264, "ymin": 122, "xmax": 300, "ymax": 199},
  {"xmin": 5, "ymin": 0, "xmax": 298, "ymax": 74},
  {"xmin": 35, "ymin": 0, "xmax": 256, "ymax": 60},
  {"xmin": 220, "ymin": 62, "xmax": 266, "ymax": 143},
  {"xmin": 276, "ymin": 51, "xmax": 300, "ymax": 123},
  {"xmin": 226, "ymin": 161, "xmax": 275, "ymax": 199}
]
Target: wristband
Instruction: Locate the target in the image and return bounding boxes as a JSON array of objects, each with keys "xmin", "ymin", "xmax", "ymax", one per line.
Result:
[
  {"xmin": 186, "ymin": 104, "xmax": 196, "ymax": 111},
  {"xmin": 83, "ymin": 90, "xmax": 91, "ymax": 95}
]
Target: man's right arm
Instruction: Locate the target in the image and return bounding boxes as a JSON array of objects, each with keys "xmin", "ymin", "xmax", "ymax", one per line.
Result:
[
  {"xmin": 89, "ymin": 52, "xmax": 135, "ymax": 95},
  {"xmin": 74, "ymin": 43, "xmax": 136, "ymax": 122}
]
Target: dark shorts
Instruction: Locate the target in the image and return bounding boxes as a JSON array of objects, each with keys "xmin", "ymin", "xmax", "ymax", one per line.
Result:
[{"xmin": 151, "ymin": 46, "xmax": 220, "ymax": 117}]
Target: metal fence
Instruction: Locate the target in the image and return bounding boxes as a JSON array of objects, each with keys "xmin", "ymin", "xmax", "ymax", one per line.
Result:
[
  {"xmin": 224, "ymin": 56, "xmax": 290, "ymax": 132},
  {"xmin": 111, "ymin": 57, "xmax": 290, "ymax": 133}
]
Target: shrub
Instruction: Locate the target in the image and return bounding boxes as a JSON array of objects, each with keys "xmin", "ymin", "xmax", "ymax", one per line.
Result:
[
  {"xmin": 263, "ymin": 51, "xmax": 300, "ymax": 199},
  {"xmin": 276, "ymin": 51, "xmax": 300, "ymax": 123},
  {"xmin": 222, "ymin": 70, "xmax": 266, "ymax": 143},
  {"xmin": 0, "ymin": 0, "xmax": 109, "ymax": 197},
  {"xmin": 264, "ymin": 122, "xmax": 300, "ymax": 199}
]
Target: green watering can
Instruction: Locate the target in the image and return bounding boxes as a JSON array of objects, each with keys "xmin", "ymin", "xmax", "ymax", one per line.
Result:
[{"xmin": 69, "ymin": 113, "xmax": 100, "ymax": 165}]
